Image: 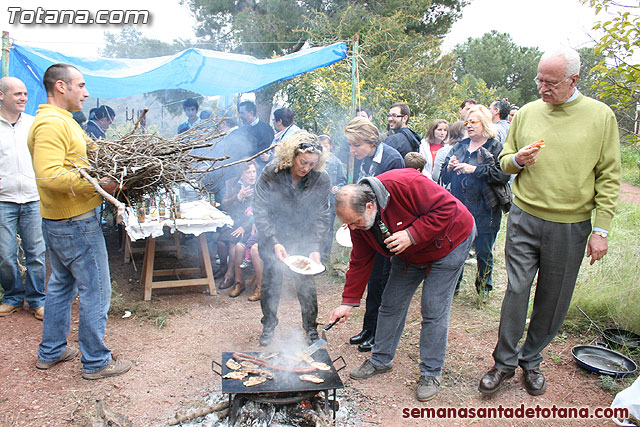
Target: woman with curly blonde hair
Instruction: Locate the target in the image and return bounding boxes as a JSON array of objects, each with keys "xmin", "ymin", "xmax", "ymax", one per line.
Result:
[{"xmin": 253, "ymin": 131, "xmax": 332, "ymax": 346}]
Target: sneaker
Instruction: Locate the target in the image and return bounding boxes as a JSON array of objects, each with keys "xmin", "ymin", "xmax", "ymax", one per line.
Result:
[
  {"xmin": 0, "ymin": 304, "xmax": 22, "ymax": 317},
  {"xmin": 36, "ymin": 346, "xmax": 79, "ymax": 370},
  {"xmin": 349, "ymin": 359, "xmax": 392, "ymax": 380},
  {"xmin": 30, "ymin": 306, "xmax": 44, "ymax": 321},
  {"xmin": 82, "ymin": 357, "xmax": 132, "ymax": 380},
  {"xmin": 416, "ymin": 375, "xmax": 441, "ymax": 402},
  {"xmin": 239, "ymin": 259, "xmax": 252, "ymax": 269}
]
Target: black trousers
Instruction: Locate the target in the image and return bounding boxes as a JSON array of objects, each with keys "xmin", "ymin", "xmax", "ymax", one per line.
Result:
[
  {"xmin": 363, "ymin": 253, "xmax": 392, "ymax": 333},
  {"xmin": 259, "ymin": 246, "xmax": 318, "ymax": 333}
]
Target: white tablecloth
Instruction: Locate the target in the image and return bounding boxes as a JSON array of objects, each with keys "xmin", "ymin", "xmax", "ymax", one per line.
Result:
[{"xmin": 125, "ymin": 200, "xmax": 233, "ymax": 241}]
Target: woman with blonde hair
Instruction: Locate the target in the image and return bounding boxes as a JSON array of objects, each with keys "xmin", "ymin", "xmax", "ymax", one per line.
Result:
[
  {"xmin": 441, "ymin": 105, "xmax": 510, "ymax": 297},
  {"xmin": 252, "ymin": 132, "xmax": 331, "ymax": 346},
  {"xmin": 343, "ymin": 116, "xmax": 404, "ymax": 352},
  {"xmin": 419, "ymin": 119, "xmax": 448, "ymax": 178},
  {"xmin": 344, "ymin": 116, "xmax": 404, "ymax": 181}
]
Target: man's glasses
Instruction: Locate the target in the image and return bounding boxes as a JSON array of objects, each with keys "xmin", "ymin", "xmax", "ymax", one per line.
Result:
[
  {"xmin": 464, "ymin": 119, "xmax": 481, "ymax": 126},
  {"xmin": 387, "ymin": 113, "xmax": 405, "ymax": 118},
  {"xmin": 298, "ymin": 142, "xmax": 323, "ymax": 152},
  {"xmin": 533, "ymin": 76, "xmax": 571, "ymax": 88}
]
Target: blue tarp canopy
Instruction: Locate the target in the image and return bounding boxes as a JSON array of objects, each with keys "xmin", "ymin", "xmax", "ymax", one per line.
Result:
[{"xmin": 4, "ymin": 42, "xmax": 348, "ymax": 115}]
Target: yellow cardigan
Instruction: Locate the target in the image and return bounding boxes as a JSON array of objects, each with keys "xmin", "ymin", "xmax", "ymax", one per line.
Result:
[{"xmin": 27, "ymin": 104, "xmax": 102, "ymax": 220}]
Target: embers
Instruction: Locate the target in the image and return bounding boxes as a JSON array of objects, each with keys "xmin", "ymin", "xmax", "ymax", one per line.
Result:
[{"xmin": 229, "ymin": 391, "xmax": 338, "ymax": 427}]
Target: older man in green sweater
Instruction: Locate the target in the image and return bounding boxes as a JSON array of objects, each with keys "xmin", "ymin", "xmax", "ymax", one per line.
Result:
[{"xmin": 478, "ymin": 47, "xmax": 621, "ymax": 397}]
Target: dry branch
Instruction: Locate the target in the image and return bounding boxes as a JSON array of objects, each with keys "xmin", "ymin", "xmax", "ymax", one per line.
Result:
[
  {"xmin": 168, "ymin": 401, "xmax": 230, "ymax": 425},
  {"xmin": 79, "ymin": 117, "xmax": 232, "ymax": 209}
]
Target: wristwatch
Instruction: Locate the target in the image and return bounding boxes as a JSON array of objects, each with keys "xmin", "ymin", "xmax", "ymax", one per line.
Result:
[{"xmin": 592, "ymin": 230, "xmax": 608, "ymax": 238}]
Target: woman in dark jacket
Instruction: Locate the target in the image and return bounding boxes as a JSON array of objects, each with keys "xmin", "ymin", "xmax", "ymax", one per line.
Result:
[
  {"xmin": 441, "ymin": 105, "xmax": 511, "ymax": 297},
  {"xmin": 253, "ymin": 132, "xmax": 331, "ymax": 346},
  {"xmin": 343, "ymin": 116, "xmax": 404, "ymax": 352}
]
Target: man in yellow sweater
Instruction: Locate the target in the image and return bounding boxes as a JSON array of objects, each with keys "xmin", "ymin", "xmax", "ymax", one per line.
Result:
[
  {"xmin": 479, "ymin": 47, "xmax": 621, "ymax": 396},
  {"xmin": 28, "ymin": 63, "xmax": 131, "ymax": 380}
]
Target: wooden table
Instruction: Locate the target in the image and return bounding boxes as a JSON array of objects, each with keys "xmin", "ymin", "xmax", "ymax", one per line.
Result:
[
  {"xmin": 140, "ymin": 233, "xmax": 215, "ymax": 300},
  {"xmin": 124, "ymin": 201, "xmax": 233, "ymax": 300}
]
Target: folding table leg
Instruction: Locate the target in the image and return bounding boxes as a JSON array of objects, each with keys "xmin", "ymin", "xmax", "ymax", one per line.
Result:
[
  {"xmin": 198, "ymin": 234, "xmax": 216, "ymax": 295},
  {"xmin": 142, "ymin": 237, "xmax": 157, "ymax": 300}
]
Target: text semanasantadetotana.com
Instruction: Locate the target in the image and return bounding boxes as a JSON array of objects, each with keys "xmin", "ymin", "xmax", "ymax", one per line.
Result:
[
  {"xmin": 7, "ymin": 7, "xmax": 149, "ymax": 25},
  {"xmin": 402, "ymin": 404, "xmax": 629, "ymax": 420}
]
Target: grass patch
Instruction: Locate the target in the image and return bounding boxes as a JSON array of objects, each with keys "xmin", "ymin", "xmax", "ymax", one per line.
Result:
[
  {"xmin": 569, "ymin": 201, "xmax": 640, "ymax": 333},
  {"xmin": 109, "ymin": 281, "xmax": 188, "ymax": 328},
  {"xmin": 599, "ymin": 375, "xmax": 636, "ymax": 396},
  {"xmin": 620, "ymin": 144, "xmax": 640, "ymax": 186}
]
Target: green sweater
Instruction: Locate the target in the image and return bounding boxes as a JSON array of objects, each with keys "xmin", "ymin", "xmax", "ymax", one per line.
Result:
[{"xmin": 499, "ymin": 94, "xmax": 620, "ymax": 230}]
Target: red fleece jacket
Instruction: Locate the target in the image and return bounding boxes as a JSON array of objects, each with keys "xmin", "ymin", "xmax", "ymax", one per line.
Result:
[{"xmin": 342, "ymin": 169, "xmax": 474, "ymax": 305}]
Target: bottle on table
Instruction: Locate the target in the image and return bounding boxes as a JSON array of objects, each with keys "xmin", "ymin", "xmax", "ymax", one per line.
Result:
[
  {"xmin": 137, "ymin": 201, "xmax": 146, "ymax": 223},
  {"xmin": 159, "ymin": 198, "xmax": 166, "ymax": 220}
]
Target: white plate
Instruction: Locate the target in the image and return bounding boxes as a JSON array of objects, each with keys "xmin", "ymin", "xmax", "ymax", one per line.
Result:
[
  {"xmin": 335, "ymin": 224, "xmax": 352, "ymax": 248},
  {"xmin": 284, "ymin": 256, "xmax": 325, "ymax": 275}
]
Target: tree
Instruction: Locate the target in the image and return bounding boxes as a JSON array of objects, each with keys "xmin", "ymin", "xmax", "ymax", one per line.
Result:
[
  {"xmin": 453, "ymin": 31, "xmax": 541, "ymax": 107},
  {"xmin": 185, "ymin": 0, "xmax": 468, "ymax": 120},
  {"xmin": 583, "ymin": 0, "xmax": 639, "ymax": 142},
  {"xmin": 279, "ymin": 4, "xmax": 460, "ymax": 141}
]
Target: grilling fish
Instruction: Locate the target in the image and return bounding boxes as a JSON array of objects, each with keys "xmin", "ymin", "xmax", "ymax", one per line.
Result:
[
  {"xmin": 223, "ymin": 371, "xmax": 247, "ymax": 380},
  {"xmin": 300, "ymin": 374, "xmax": 324, "ymax": 383},
  {"xmin": 241, "ymin": 361, "xmax": 259, "ymax": 370},
  {"xmin": 243, "ymin": 376, "xmax": 268, "ymax": 387},
  {"xmin": 226, "ymin": 359, "xmax": 242, "ymax": 370},
  {"xmin": 296, "ymin": 352, "xmax": 315, "ymax": 365},
  {"xmin": 259, "ymin": 369, "xmax": 274, "ymax": 379},
  {"xmin": 311, "ymin": 362, "xmax": 330, "ymax": 371}
]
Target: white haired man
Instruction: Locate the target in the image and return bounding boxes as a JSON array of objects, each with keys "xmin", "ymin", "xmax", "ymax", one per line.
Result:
[{"xmin": 479, "ymin": 47, "xmax": 621, "ymax": 396}]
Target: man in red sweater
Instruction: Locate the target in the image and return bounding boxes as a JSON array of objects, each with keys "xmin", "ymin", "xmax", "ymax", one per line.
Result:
[{"xmin": 329, "ymin": 168, "xmax": 475, "ymax": 402}]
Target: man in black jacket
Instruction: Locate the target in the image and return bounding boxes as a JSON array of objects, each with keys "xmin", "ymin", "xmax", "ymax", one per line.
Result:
[
  {"xmin": 383, "ymin": 102, "xmax": 421, "ymax": 159},
  {"xmin": 238, "ymin": 100, "xmax": 274, "ymax": 170}
]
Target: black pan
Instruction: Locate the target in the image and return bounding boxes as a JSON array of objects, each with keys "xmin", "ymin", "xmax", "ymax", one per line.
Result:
[
  {"xmin": 572, "ymin": 345, "xmax": 637, "ymax": 378},
  {"xmin": 603, "ymin": 328, "xmax": 640, "ymax": 350}
]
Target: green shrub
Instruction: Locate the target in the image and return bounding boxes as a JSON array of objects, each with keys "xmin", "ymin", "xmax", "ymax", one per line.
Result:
[{"xmin": 620, "ymin": 144, "xmax": 640, "ymax": 186}]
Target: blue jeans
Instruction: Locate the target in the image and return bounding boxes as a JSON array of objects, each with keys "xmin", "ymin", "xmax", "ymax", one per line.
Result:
[
  {"xmin": 0, "ymin": 201, "xmax": 46, "ymax": 308},
  {"xmin": 370, "ymin": 225, "xmax": 475, "ymax": 377},
  {"xmin": 38, "ymin": 211, "xmax": 112, "ymax": 373}
]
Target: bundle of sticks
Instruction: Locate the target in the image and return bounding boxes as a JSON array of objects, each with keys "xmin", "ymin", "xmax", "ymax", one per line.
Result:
[{"xmin": 76, "ymin": 112, "xmax": 226, "ymax": 223}]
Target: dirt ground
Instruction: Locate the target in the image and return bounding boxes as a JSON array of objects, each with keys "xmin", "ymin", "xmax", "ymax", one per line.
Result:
[{"xmin": 1, "ymin": 184, "xmax": 639, "ymax": 427}]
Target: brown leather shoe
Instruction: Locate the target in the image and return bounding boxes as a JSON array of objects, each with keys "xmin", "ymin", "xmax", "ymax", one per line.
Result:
[
  {"xmin": 0, "ymin": 304, "xmax": 22, "ymax": 317},
  {"xmin": 248, "ymin": 286, "xmax": 261, "ymax": 301},
  {"xmin": 30, "ymin": 306, "xmax": 44, "ymax": 321},
  {"xmin": 478, "ymin": 367, "xmax": 515, "ymax": 395},
  {"xmin": 229, "ymin": 282, "xmax": 245, "ymax": 298},
  {"xmin": 523, "ymin": 368, "xmax": 547, "ymax": 396}
]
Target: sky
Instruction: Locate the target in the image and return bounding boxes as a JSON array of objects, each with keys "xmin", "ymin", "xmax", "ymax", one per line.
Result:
[{"xmin": 1, "ymin": 0, "xmax": 605, "ymax": 58}]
